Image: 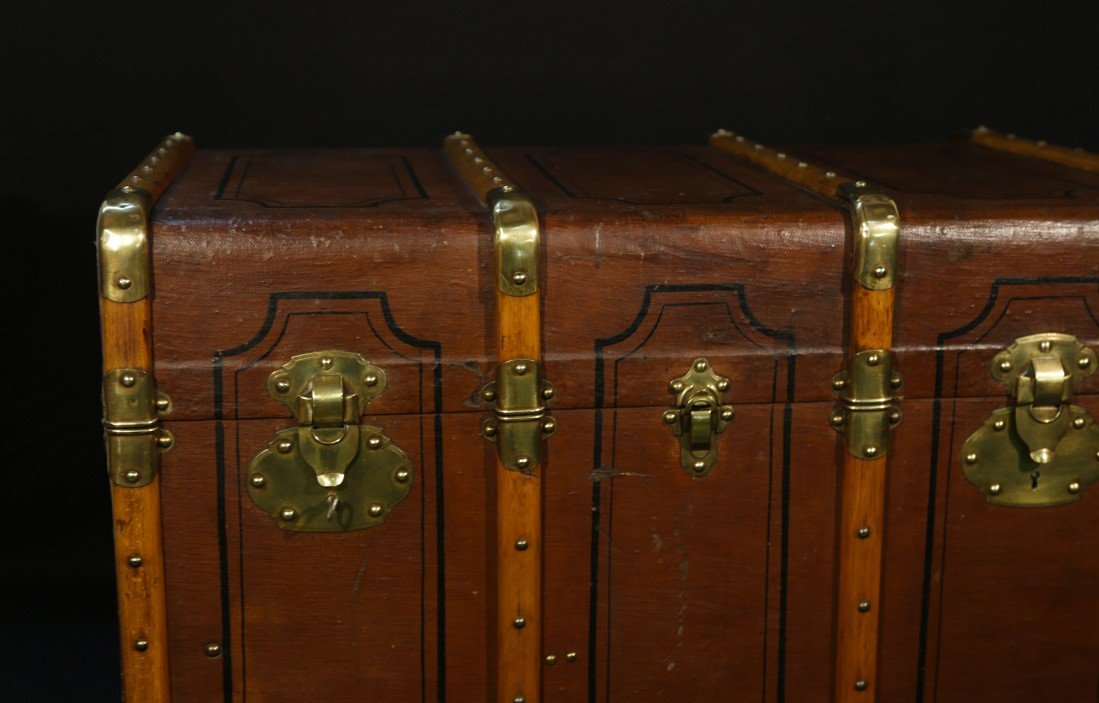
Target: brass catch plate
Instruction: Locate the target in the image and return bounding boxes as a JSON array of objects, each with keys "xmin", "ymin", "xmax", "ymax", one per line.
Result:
[
  {"xmin": 663, "ymin": 357, "xmax": 735, "ymax": 477},
  {"xmin": 838, "ymin": 183, "xmax": 900, "ymax": 291}
]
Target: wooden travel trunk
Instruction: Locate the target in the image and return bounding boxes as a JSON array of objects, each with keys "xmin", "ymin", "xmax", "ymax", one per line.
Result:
[{"xmin": 97, "ymin": 129, "xmax": 1099, "ymax": 702}]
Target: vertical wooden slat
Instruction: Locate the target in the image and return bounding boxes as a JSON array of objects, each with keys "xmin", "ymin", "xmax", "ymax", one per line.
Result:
[
  {"xmin": 99, "ymin": 134, "xmax": 194, "ymax": 702},
  {"xmin": 445, "ymin": 133, "xmax": 544, "ymax": 703},
  {"xmin": 711, "ymin": 130, "xmax": 899, "ymax": 701}
]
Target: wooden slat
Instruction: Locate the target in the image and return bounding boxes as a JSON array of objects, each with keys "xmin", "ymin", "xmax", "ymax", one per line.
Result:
[
  {"xmin": 100, "ymin": 134, "xmax": 194, "ymax": 702},
  {"xmin": 446, "ymin": 133, "xmax": 543, "ymax": 703},
  {"xmin": 971, "ymin": 126, "xmax": 1099, "ymax": 174},
  {"xmin": 711, "ymin": 130, "xmax": 897, "ymax": 701}
]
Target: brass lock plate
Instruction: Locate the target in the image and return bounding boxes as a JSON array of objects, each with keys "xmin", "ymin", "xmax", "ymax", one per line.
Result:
[
  {"xmin": 246, "ymin": 351, "xmax": 412, "ymax": 531},
  {"xmin": 962, "ymin": 333, "xmax": 1099, "ymax": 507},
  {"xmin": 662, "ymin": 357, "xmax": 734, "ymax": 477}
]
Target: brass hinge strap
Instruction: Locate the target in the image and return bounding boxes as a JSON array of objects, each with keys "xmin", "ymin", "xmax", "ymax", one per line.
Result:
[
  {"xmin": 710, "ymin": 130, "xmax": 900, "ymax": 291},
  {"xmin": 971, "ymin": 126, "xmax": 1099, "ymax": 174},
  {"xmin": 481, "ymin": 359, "xmax": 556, "ymax": 473},
  {"xmin": 830, "ymin": 351, "xmax": 903, "ymax": 459},
  {"xmin": 102, "ymin": 369, "xmax": 173, "ymax": 487},
  {"xmin": 97, "ymin": 133, "xmax": 196, "ymax": 302},
  {"xmin": 444, "ymin": 132, "xmax": 539, "ymax": 296}
]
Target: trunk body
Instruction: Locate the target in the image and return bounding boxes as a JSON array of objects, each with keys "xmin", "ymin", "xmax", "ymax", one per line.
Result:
[{"xmin": 101, "ymin": 136, "xmax": 1099, "ymax": 702}]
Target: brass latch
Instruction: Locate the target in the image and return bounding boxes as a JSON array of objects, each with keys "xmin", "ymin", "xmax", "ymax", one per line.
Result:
[
  {"xmin": 830, "ymin": 351, "xmax": 903, "ymax": 459},
  {"xmin": 962, "ymin": 333, "xmax": 1099, "ymax": 507},
  {"xmin": 103, "ymin": 369, "xmax": 173, "ymax": 486},
  {"xmin": 247, "ymin": 351, "xmax": 412, "ymax": 531},
  {"xmin": 481, "ymin": 359, "xmax": 556, "ymax": 472},
  {"xmin": 663, "ymin": 358, "xmax": 735, "ymax": 477}
]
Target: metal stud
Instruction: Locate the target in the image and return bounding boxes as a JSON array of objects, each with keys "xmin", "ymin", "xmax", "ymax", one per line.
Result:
[
  {"xmin": 515, "ymin": 538, "xmax": 529, "ymax": 551},
  {"xmin": 998, "ymin": 360, "xmax": 1013, "ymax": 373},
  {"xmin": 694, "ymin": 359, "xmax": 708, "ymax": 372},
  {"xmin": 515, "ymin": 455, "xmax": 531, "ymax": 470},
  {"xmin": 965, "ymin": 452, "xmax": 978, "ymax": 465},
  {"xmin": 120, "ymin": 372, "xmax": 137, "ymax": 388},
  {"xmin": 721, "ymin": 408, "xmax": 735, "ymax": 422},
  {"xmin": 542, "ymin": 387, "xmax": 555, "ymax": 400},
  {"xmin": 542, "ymin": 418, "xmax": 556, "ymax": 433},
  {"xmin": 117, "ymin": 275, "xmax": 133, "ymax": 290},
  {"xmin": 1079, "ymin": 356, "xmax": 1093, "ymax": 369},
  {"xmin": 124, "ymin": 470, "xmax": 141, "ymax": 484},
  {"xmin": 368, "ymin": 436, "xmax": 383, "ymax": 449},
  {"xmin": 670, "ymin": 380, "xmax": 685, "ymax": 392},
  {"xmin": 545, "ymin": 654, "xmax": 557, "ymax": 666},
  {"xmin": 274, "ymin": 378, "xmax": 292, "ymax": 393},
  {"xmin": 513, "ymin": 697, "xmax": 526, "ymax": 703},
  {"xmin": 854, "ymin": 680, "xmax": 868, "ymax": 692},
  {"xmin": 482, "ymin": 423, "xmax": 498, "ymax": 437},
  {"xmin": 872, "ymin": 265, "xmax": 888, "ymax": 279},
  {"xmin": 1068, "ymin": 481, "xmax": 1081, "ymax": 494},
  {"xmin": 866, "ymin": 353, "xmax": 881, "ymax": 366},
  {"xmin": 395, "ymin": 469, "xmax": 410, "ymax": 483},
  {"xmin": 511, "ymin": 271, "xmax": 528, "ymax": 285},
  {"xmin": 993, "ymin": 419, "xmax": 1006, "ymax": 432},
  {"xmin": 888, "ymin": 410, "xmax": 902, "ymax": 424},
  {"xmin": 513, "ymin": 617, "xmax": 526, "ymax": 629},
  {"xmin": 830, "ymin": 412, "xmax": 845, "ymax": 428},
  {"xmin": 134, "ymin": 638, "xmax": 149, "ymax": 652},
  {"xmin": 857, "ymin": 527, "xmax": 871, "ymax": 539},
  {"xmin": 988, "ymin": 484, "xmax": 1002, "ymax": 496},
  {"xmin": 250, "ymin": 474, "xmax": 267, "ymax": 488},
  {"xmin": 863, "ymin": 446, "xmax": 879, "ymax": 458},
  {"xmin": 832, "ymin": 378, "xmax": 846, "ymax": 391},
  {"xmin": 1073, "ymin": 418, "xmax": 1086, "ymax": 429},
  {"xmin": 155, "ymin": 397, "xmax": 171, "ymax": 412},
  {"xmin": 156, "ymin": 434, "xmax": 174, "ymax": 450},
  {"xmin": 565, "ymin": 652, "xmax": 578, "ymax": 663},
  {"xmin": 717, "ymin": 379, "xmax": 730, "ymax": 392},
  {"xmin": 514, "ymin": 362, "xmax": 529, "ymax": 375},
  {"xmin": 369, "ymin": 504, "xmax": 384, "ymax": 517},
  {"xmin": 364, "ymin": 373, "xmax": 378, "ymax": 386},
  {"xmin": 1039, "ymin": 340, "xmax": 1052, "ymax": 352},
  {"xmin": 280, "ymin": 507, "xmax": 297, "ymax": 522},
  {"xmin": 692, "ymin": 460, "xmax": 706, "ymax": 473},
  {"xmin": 482, "ymin": 387, "xmax": 496, "ymax": 402},
  {"xmin": 204, "ymin": 643, "xmax": 222, "ymax": 658},
  {"xmin": 319, "ymin": 356, "xmax": 333, "ymax": 370},
  {"xmin": 277, "ymin": 440, "xmax": 293, "ymax": 453},
  {"xmin": 127, "ymin": 555, "xmax": 143, "ymax": 568},
  {"xmin": 858, "ymin": 601, "xmax": 871, "ymax": 613},
  {"xmin": 662, "ymin": 410, "xmax": 678, "ymax": 425}
]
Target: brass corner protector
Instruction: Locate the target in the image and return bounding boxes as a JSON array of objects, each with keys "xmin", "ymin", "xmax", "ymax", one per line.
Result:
[
  {"xmin": 831, "ymin": 350, "xmax": 903, "ymax": 459},
  {"xmin": 103, "ymin": 369, "xmax": 172, "ymax": 486},
  {"xmin": 489, "ymin": 189, "xmax": 540, "ymax": 297},
  {"xmin": 837, "ymin": 182, "xmax": 900, "ymax": 291}
]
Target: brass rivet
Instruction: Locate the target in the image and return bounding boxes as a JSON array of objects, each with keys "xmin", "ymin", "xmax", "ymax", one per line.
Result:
[
  {"xmin": 511, "ymin": 271, "xmax": 528, "ymax": 285},
  {"xmin": 542, "ymin": 387, "xmax": 555, "ymax": 400},
  {"xmin": 274, "ymin": 378, "xmax": 292, "ymax": 393},
  {"xmin": 825, "ymin": 171, "xmax": 837, "ymax": 178},
  {"xmin": 120, "ymin": 373, "xmax": 137, "ymax": 388},
  {"xmin": 513, "ymin": 697, "xmax": 526, "ymax": 703},
  {"xmin": 854, "ymin": 679, "xmax": 868, "ymax": 692},
  {"xmin": 857, "ymin": 527, "xmax": 870, "ymax": 539},
  {"xmin": 134, "ymin": 638, "xmax": 149, "ymax": 652},
  {"xmin": 988, "ymin": 484, "xmax": 1002, "ymax": 496},
  {"xmin": 1068, "ymin": 481, "xmax": 1081, "ymax": 494},
  {"xmin": 124, "ymin": 470, "xmax": 141, "ymax": 483},
  {"xmin": 717, "ymin": 379, "xmax": 730, "ymax": 392},
  {"xmin": 776, "ymin": 152, "xmax": 786, "ymax": 159},
  {"xmin": 482, "ymin": 388, "xmax": 496, "ymax": 402},
  {"xmin": 998, "ymin": 360, "xmax": 1012, "ymax": 373},
  {"xmin": 368, "ymin": 436, "xmax": 383, "ymax": 449},
  {"xmin": 483, "ymin": 423, "xmax": 498, "ymax": 437},
  {"xmin": 515, "ymin": 538, "xmax": 529, "ymax": 551},
  {"xmin": 888, "ymin": 410, "xmax": 902, "ymax": 424},
  {"xmin": 513, "ymin": 617, "xmax": 526, "ymax": 629},
  {"xmin": 872, "ymin": 265, "xmax": 888, "ymax": 279},
  {"xmin": 514, "ymin": 362, "xmax": 529, "ymax": 375},
  {"xmin": 127, "ymin": 555, "xmax": 143, "ymax": 568},
  {"xmin": 364, "ymin": 373, "xmax": 379, "ymax": 386},
  {"xmin": 864, "ymin": 446, "xmax": 879, "ymax": 458},
  {"xmin": 890, "ymin": 375, "xmax": 903, "ymax": 389},
  {"xmin": 121, "ymin": 185, "xmax": 136, "ymax": 193},
  {"xmin": 369, "ymin": 504, "xmax": 384, "ymax": 517},
  {"xmin": 1079, "ymin": 356, "xmax": 1092, "ymax": 369},
  {"xmin": 662, "ymin": 410, "xmax": 678, "ymax": 425},
  {"xmin": 965, "ymin": 452, "xmax": 978, "ymax": 465},
  {"xmin": 515, "ymin": 456, "xmax": 531, "ymax": 469},
  {"xmin": 204, "ymin": 643, "xmax": 222, "ymax": 658},
  {"xmin": 1039, "ymin": 340, "xmax": 1052, "ymax": 352},
  {"xmin": 694, "ymin": 359, "xmax": 708, "ymax": 372},
  {"xmin": 670, "ymin": 380, "xmax": 685, "ymax": 392},
  {"xmin": 854, "ymin": 181, "xmax": 868, "ymax": 188},
  {"xmin": 155, "ymin": 397, "xmax": 171, "ymax": 412},
  {"xmin": 117, "ymin": 275, "xmax": 133, "ymax": 290},
  {"xmin": 319, "ymin": 356, "xmax": 333, "ymax": 370},
  {"xmin": 395, "ymin": 469, "xmax": 410, "ymax": 483},
  {"xmin": 832, "ymin": 378, "xmax": 846, "ymax": 391},
  {"xmin": 280, "ymin": 507, "xmax": 297, "ymax": 522},
  {"xmin": 277, "ymin": 440, "xmax": 293, "ymax": 453},
  {"xmin": 721, "ymin": 408, "xmax": 734, "ymax": 422},
  {"xmin": 565, "ymin": 652, "xmax": 578, "ymax": 663},
  {"xmin": 692, "ymin": 460, "xmax": 706, "ymax": 473},
  {"xmin": 542, "ymin": 418, "xmax": 556, "ymax": 433},
  {"xmin": 830, "ymin": 413, "xmax": 845, "ymax": 427},
  {"xmin": 1073, "ymin": 418, "xmax": 1086, "ymax": 429},
  {"xmin": 858, "ymin": 601, "xmax": 871, "ymax": 613},
  {"xmin": 545, "ymin": 654, "xmax": 557, "ymax": 666},
  {"xmin": 866, "ymin": 353, "xmax": 881, "ymax": 366},
  {"xmin": 797, "ymin": 161, "xmax": 808, "ymax": 168},
  {"xmin": 250, "ymin": 474, "xmax": 267, "ymax": 488},
  {"xmin": 993, "ymin": 420, "xmax": 1006, "ymax": 431},
  {"xmin": 156, "ymin": 434, "xmax": 174, "ymax": 450}
]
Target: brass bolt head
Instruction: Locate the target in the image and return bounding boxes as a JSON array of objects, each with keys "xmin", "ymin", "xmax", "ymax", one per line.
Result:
[
  {"xmin": 511, "ymin": 271, "xmax": 528, "ymax": 285},
  {"xmin": 542, "ymin": 418, "xmax": 556, "ymax": 433},
  {"xmin": 250, "ymin": 474, "xmax": 267, "ymax": 488},
  {"xmin": 513, "ymin": 362, "xmax": 529, "ymax": 375},
  {"xmin": 124, "ymin": 470, "xmax": 141, "ymax": 483},
  {"xmin": 544, "ymin": 654, "xmax": 557, "ymax": 666},
  {"xmin": 368, "ymin": 436, "xmax": 383, "ymax": 449},
  {"xmin": 513, "ymin": 697, "xmax": 526, "ymax": 703},
  {"xmin": 1079, "ymin": 356, "xmax": 1092, "ymax": 370},
  {"xmin": 156, "ymin": 434, "xmax": 174, "ymax": 450},
  {"xmin": 854, "ymin": 679, "xmax": 868, "ymax": 692},
  {"xmin": 155, "ymin": 397, "xmax": 171, "ymax": 412},
  {"xmin": 515, "ymin": 455, "xmax": 531, "ymax": 469},
  {"xmin": 717, "ymin": 379, "xmax": 730, "ymax": 392},
  {"xmin": 482, "ymin": 388, "xmax": 496, "ymax": 402},
  {"xmin": 662, "ymin": 410, "xmax": 678, "ymax": 425},
  {"xmin": 364, "ymin": 373, "xmax": 378, "ymax": 386},
  {"xmin": 117, "ymin": 275, "xmax": 133, "ymax": 290},
  {"xmin": 204, "ymin": 643, "xmax": 222, "ymax": 658},
  {"xmin": 565, "ymin": 652, "xmax": 578, "ymax": 663},
  {"xmin": 277, "ymin": 440, "xmax": 293, "ymax": 454},
  {"xmin": 858, "ymin": 601, "xmax": 871, "ymax": 613},
  {"xmin": 965, "ymin": 452, "xmax": 978, "ymax": 465},
  {"xmin": 866, "ymin": 353, "xmax": 881, "ymax": 366},
  {"xmin": 319, "ymin": 356, "xmax": 333, "ymax": 370},
  {"xmin": 888, "ymin": 410, "xmax": 902, "ymax": 424},
  {"xmin": 830, "ymin": 412, "xmax": 845, "ymax": 427},
  {"xmin": 993, "ymin": 420, "xmax": 1006, "ymax": 431},
  {"xmin": 127, "ymin": 555, "xmax": 143, "ymax": 568},
  {"xmin": 542, "ymin": 387, "xmax": 555, "ymax": 400},
  {"xmin": 721, "ymin": 408, "xmax": 735, "ymax": 422},
  {"xmin": 988, "ymin": 484, "xmax": 1002, "ymax": 496},
  {"xmin": 863, "ymin": 446, "xmax": 879, "ymax": 458},
  {"xmin": 395, "ymin": 469, "xmax": 410, "ymax": 483},
  {"xmin": 274, "ymin": 378, "xmax": 292, "ymax": 393},
  {"xmin": 890, "ymin": 375, "xmax": 903, "ymax": 389},
  {"xmin": 368, "ymin": 504, "xmax": 384, "ymax": 517},
  {"xmin": 515, "ymin": 538, "xmax": 529, "ymax": 551},
  {"xmin": 134, "ymin": 638, "xmax": 149, "ymax": 652},
  {"xmin": 832, "ymin": 378, "xmax": 846, "ymax": 391},
  {"xmin": 1068, "ymin": 481, "xmax": 1081, "ymax": 494},
  {"xmin": 1039, "ymin": 340, "xmax": 1052, "ymax": 352},
  {"xmin": 120, "ymin": 372, "xmax": 137, "ymax": 388},
  {"xmin": 857, "ymin": 527, "xmax": 871, "ymax": 539},
  {"xmin": 694, "ymin": 359, "xmax": 708, "ymax": 372},
  {"xmin": 482, "ymin": 423, "xmax": 498, "ymax": 437},
  {"xmin": 998, "ymin": 359, "xmax": 1012, "ymax": 373},
  {"xmin": 692, "ymin": 460, "xmax": 706, "ymax": 473},
  {"xmin": 1073, "ymin": 417, "xmax": 1086, "ymax": 429},
  {"xmin": 872, "ymin": 265, "xmax": 888, "ymax": 279},
  {"xmin": 279, "ymin": 507, "xmax": 297, "ymax": 522},
  {"xmin": 513, "ymin": 616, "xmax": 526, "ymax": 629},
  {"xmin": 670, "ymin": 380, "xmax": 685, "ymax": 392}
]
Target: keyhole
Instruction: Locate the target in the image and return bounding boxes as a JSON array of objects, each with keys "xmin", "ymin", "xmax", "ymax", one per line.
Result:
[{"xmin": 1030, "ymin": 471, "xmax": 1041, "ymax": 490}]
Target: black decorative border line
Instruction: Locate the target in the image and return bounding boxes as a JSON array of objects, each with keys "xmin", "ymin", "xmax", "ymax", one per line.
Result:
[
  {"xmin": 526, "ymin": 150, "xmax": 762, "ymax": 205},
  {"xmin": 214, "ymin": 154, "xmax": 429, "ymax": 208},
  {"xmin": 916, "ymin": 276, "xmax": 1099, "ymax": 702},
  {"xmin": 212, "ymin": 291, "xmax": 444, "ymax": 702},
  {"xmin": 588, "ymin": 283, "xmax": 795, "ymax": 702}
]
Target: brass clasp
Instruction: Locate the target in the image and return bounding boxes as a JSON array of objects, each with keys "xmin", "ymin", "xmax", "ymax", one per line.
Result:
[{"xmin": 663, "ymin": 358, "xmax": 735, "ymax": 477}]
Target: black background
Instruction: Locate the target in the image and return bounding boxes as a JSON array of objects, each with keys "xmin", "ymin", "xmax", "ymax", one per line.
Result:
[{"xmin": 3, "ymin": 2, "xmax": 1097, "ymax": 698}]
